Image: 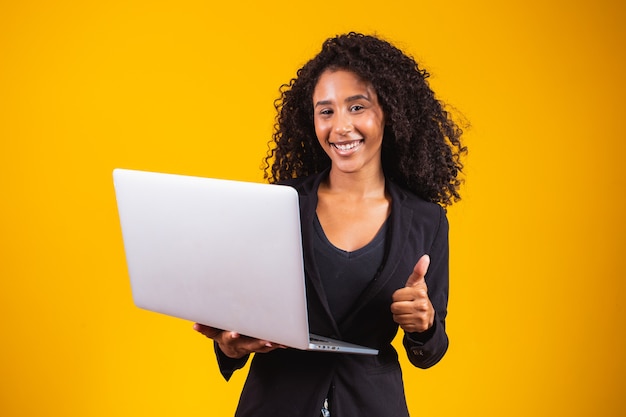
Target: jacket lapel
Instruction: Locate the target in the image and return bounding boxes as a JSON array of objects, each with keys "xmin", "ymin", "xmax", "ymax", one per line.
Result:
[{"xmin": 298, "ymin": 171, "xmax": 341, "ymax": 335}]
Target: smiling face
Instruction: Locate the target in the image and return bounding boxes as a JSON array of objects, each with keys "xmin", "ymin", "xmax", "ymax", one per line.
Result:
[{"xmin": 312, "ymin": 69, "xmax": 386, "ymax": 177}]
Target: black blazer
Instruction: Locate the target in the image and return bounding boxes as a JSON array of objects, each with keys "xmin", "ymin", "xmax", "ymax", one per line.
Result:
[{"xmin": 215, "ymin": 170, "xmax": 450, "ymax": 417}]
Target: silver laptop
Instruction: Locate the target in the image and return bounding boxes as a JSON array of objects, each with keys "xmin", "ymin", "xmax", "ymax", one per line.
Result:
[{"xmin": 113, "ymin": 168, "xmax": 378, "ymax": 355}]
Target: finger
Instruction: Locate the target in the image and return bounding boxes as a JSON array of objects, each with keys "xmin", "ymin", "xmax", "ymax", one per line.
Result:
[
  {"xmin": 249, "ymin": 338, "xmax": 287, "ymax": 352},
  {"xmin": 391, "ymin": 297, "xmax": 430, "ymax": 315},
  {"xmin": 393, "ymin": 309, "xmax": 432, "ymax": 330},
  {"xmin": 392, "ymin": 286, "xmax": 420, "ymax": 302},
  {"xmin": 226, "ymin": 331, "xmax": 240, "ymax": 340},
  {"xmin": 261, "ymin": 343, "xmax": 288, "ymax": 351},
  {"xmin": 256, "ymin": 338, "xmax": 286, "ymax": 350},
  {"xmin": 193, "ymin": 323, "xmax": 222, "ymax": 339},
  {"xmin": 392, "ymin": 312, "xmax": 422, "ymax": 329},
  {"xmin": 405, "ymin": 254, "xmax": 430, "ymax": 287},
  {"xmin": 244, "ymin": 338, "xmax": 278, "ymax": 354}
]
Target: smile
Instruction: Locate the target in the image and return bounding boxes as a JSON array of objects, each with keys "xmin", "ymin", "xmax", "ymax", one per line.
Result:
[{"xmin": 331, "ymin": 140, "xmax": 363, "ymax": 151}]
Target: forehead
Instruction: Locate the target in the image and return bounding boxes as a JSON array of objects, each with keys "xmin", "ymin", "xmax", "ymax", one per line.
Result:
[{"xmin": 313, "ymin": 69, "xmax": 376, "ymax": 97}]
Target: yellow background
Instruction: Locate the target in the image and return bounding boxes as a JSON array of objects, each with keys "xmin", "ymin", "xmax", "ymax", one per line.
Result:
[{"xmin": 1, "ymin": 0, "xmax": 624, "ymax": 415}]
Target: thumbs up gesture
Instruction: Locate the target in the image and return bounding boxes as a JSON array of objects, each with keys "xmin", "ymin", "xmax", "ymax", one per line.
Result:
[{"xmin": 391, "ymin": 255, "xmax": 435, "ymax": 333}]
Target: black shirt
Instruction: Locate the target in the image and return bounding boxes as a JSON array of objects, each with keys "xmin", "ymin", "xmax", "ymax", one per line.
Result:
[{"xmin": 313, "ymin": 214, "xmax": 388, "ymax": 323}]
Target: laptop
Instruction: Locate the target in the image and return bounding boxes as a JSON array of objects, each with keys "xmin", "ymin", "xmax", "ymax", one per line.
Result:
[{"xmin": 113, "ymin": 168, "xmax": 378, "ymax": 355}]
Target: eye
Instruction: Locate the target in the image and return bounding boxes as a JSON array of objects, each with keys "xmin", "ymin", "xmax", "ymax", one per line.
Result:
[
  {"xmin": 318, "ymin": 108, "xmax": 333, "ymax": 116},
  {"xmin": 350, "ymin": 104, "xmax": 365, "ymax": 112}
]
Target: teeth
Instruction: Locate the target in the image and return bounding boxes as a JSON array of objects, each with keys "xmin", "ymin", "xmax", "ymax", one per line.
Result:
[{"xmin": 334, "ymin": 141, "xmax": 361, "ymax": 151}]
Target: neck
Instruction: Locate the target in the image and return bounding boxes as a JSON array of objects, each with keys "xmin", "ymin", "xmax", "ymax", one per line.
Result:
[{"xmin": 324, "ymin": 167, "xmax": 386, "ymax": 198}]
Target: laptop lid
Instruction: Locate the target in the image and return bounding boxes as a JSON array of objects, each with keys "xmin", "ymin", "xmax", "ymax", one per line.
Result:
[{"xmin": 113, "ymin": 168, "xmax": 313, "ymax": 350}]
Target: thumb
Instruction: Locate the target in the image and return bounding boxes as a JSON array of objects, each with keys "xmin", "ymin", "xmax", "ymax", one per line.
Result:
[{"xmin": 405, "ymin": 254, "xmax": 431, "ymax": 287}]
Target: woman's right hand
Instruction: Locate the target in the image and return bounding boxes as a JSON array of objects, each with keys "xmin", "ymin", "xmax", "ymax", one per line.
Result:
[{"xmin": 193, "ymin": 323, "xmax": 285, "ymax": 359}]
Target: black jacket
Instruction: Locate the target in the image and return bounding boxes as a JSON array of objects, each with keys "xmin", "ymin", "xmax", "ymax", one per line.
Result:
[{"xmin": 215, "ymin": 171, "xmax": 450, "ymax": 416}]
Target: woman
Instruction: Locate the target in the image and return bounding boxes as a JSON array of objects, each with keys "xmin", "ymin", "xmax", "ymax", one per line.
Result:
[{"xmin": 195, "ymin": 32, "xmax": 466, "ymax": 416}]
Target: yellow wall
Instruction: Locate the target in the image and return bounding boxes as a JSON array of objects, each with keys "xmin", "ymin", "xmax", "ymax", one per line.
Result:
[{"xmin": 1, "ymin": 1, "xmax": 624, "ymax": 415}]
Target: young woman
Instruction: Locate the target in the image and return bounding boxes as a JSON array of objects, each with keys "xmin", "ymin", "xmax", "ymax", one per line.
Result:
[{"xmin": 195, "ymin": 32, "xmax": 466, "ymax": 416}]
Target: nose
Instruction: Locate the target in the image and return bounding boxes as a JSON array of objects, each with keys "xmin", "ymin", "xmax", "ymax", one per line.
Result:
[{"xmin": 333, "ymin": 112, "xmax": 352, "ymax": 135}]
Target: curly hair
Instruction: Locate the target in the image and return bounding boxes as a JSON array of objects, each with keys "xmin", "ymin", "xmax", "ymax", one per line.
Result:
[{"xmin": 264, "ymin": 32, "xmax": 467, "ymax": 206}]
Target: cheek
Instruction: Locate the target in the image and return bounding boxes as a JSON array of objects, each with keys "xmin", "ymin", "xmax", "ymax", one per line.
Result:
[
  {"xmin": 361, "ymin": 118, "xmax": 384, "ymax": 138},
  {"xmin": 314, "ymin": 121, "xmax": 330, "ymax": 144},
  {"xmin": 369, "ymin": 115, "xmax": 386, "ymax": 136}
]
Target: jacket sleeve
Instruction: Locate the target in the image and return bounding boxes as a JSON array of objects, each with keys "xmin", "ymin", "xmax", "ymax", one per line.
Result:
[
  {"xmin": 403, "ymin": 206, "xmax": 450, "ymax": 368},
  {"xmin": 213, "ymin": 342, "xmax": 250, "ymax": 381}
]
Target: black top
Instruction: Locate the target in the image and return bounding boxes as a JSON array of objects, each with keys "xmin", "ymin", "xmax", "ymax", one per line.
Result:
[{"xmin": 313, "ymin": 214, "xmax": 388, "ymax": 323}]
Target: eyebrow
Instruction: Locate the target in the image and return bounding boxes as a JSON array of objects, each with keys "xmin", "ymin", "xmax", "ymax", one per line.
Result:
[{"xmin": 314, "ymin": 94, "xmax": 372, "ymax": 108}]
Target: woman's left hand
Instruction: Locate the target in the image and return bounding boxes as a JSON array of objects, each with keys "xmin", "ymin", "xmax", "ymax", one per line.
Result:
[
  {"xmin": 390, "ymin": 254, "xmax": 435, "ymax": 333},
  {"xmin": 193, "ymin": 323, "xmax": 285, "ymax": 358}
]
